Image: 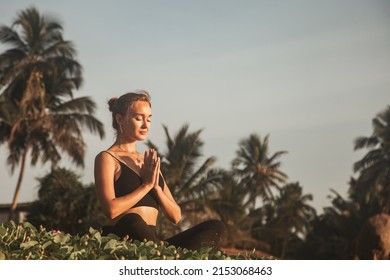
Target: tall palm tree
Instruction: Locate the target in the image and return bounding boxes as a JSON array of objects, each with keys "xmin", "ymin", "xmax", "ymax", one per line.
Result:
[
  {"xmin": 232, "ymin": 133, "xmax": 288, "ymax": 209},
  {"xmin": 0, "ymin": 7, "xmax": 105, "ymax": 220},
  {"xmin": 353, "ymin": 105, "xmax": 390, "ymax": 213},
  {"xmin": 146, "ymin": 124, "xmax": 221, "ymax": 237}
]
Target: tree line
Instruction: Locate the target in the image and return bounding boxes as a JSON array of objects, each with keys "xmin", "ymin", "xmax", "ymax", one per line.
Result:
[{"xmin": 1, "ymin": 7, "xmax": 389, "ymax": 259}]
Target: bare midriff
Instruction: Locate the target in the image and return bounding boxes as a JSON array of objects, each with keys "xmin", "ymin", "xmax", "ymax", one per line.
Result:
[{"xmin": 104, "ymin": 206, "xmax": 158, "ymax": 227}]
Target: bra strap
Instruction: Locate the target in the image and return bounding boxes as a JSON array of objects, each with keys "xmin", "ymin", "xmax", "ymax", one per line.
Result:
[{"xmin": 102, "ymin": 150, "xmax": 122, "ymax": 164}]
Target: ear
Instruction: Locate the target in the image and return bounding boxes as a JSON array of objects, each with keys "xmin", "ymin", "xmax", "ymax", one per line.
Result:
[{"xmin": 115, "ymin": 113, "xmax": 124, "ymax": 126}]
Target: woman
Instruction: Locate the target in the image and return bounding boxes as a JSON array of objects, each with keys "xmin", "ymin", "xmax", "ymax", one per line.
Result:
[{"xmin": 94, "ymin": 90, "xmax": 226, "ymax": 251}]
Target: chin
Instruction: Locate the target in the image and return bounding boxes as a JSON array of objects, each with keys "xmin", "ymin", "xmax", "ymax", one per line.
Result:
[{"xmin": 137, "ymin": 135, "xmax": 148, "ymax": 141}]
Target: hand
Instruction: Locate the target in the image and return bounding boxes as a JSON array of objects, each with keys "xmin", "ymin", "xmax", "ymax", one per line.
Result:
[
  {"xmin": 152, "ymin": 156, "xmax": 162, "ymax": 190},
  {"xmin": 141, "ymin": 149, "xmax": 160, "ymax": 189}
]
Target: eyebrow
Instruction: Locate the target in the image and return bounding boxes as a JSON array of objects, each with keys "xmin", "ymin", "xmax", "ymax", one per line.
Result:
[{"xmin": 134, "ymin": 113, "xmax": 152, "ymax": 117}]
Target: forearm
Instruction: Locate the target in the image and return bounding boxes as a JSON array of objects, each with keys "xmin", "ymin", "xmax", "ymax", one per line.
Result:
[
  {"xmin": 104, "ymin": 183, "xmax": 153, "ymax": 219},
  {"xmin": 154, "ymin": 188, "xmax": 181, "ymax": 224}
]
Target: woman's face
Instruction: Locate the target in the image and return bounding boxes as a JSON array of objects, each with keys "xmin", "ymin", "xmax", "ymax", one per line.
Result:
[{"xmin": 117, "ymin": 100, "xmax": 152, "ymax": 141}]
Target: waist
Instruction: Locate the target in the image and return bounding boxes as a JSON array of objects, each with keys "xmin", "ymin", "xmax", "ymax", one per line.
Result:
[{"xmin": 105, "ymin": 206, "xmax": 158, "ymax": 227}]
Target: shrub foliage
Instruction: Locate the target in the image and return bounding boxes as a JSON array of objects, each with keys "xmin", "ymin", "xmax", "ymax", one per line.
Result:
[{"xmin": 0, "ymin": 221, "xmax": 271, "ymax": 260}]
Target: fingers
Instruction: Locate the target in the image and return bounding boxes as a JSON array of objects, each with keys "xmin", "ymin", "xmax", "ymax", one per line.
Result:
[
  {"xmin": 151, "ymin": 156, "xmax": 161, "ymax": 190},
  {"xmin": 142, "ymin": 149, "xmax": 160, "ymax": 187},
  {"xmin": 154, "ymin": 156, "xmax": 161, "ymax": 183},
  {"xmin": 146, "ymin": 149, "xmax": 158, "ymax": 169},
  {"xmin": 144, "ymin": 149, "xmax": 157, "ymax": 168}
]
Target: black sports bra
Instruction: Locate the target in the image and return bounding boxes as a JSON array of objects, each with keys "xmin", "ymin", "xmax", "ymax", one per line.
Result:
[{"xmin": 103, "ymin": 151, "xmax": 164, "ymax": 210}]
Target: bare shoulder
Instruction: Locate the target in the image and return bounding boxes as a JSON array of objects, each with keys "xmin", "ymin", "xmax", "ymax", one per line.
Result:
[
  {"xmin": 95, "ymin": 150, "xmax": 108, "ymax": 161},
  {"xmin": 94, "ymin": 151, "xmax": 121, "ymax": 182},
  {"xmin": 95, "ymin": 151, "xmax": 117, "ymax": 167}
]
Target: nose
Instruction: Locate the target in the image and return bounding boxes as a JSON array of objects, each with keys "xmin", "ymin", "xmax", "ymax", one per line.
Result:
[{"xmin": 141, "ymin": 119, "xmax": 149, "ymax": 128}]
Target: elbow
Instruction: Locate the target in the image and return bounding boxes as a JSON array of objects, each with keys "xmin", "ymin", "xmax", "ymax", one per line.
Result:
[
  {"xmin": 103, "ymin": 209, "xmax": 115, "ymax": 220},
  {"xmin": 108, "ymin": 208, "xmax": 121, "ymax": 220},
  {"xmin": 107, "ymin": 212, "xmax": 118, "ymax": 220},
  {"xmin": 172, "ymin": 216, "xmax": 181, "ymax": 225},
  {"xmin": 172, "ymin": 208, "xmax": 182, "ymax": 224},
  {"xmin": 102, "ymin": 204, "xmax": 120, "ymax": 220}
]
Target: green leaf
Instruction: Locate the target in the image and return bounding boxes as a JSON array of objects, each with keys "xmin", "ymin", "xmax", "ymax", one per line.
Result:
[
  {"xmin": 103, "ymin": 239, "xmax": 117, "ymax": 250},
  {"xmin": 20, "ymin": 241, "xmax": 39, "ymax": 249},
  {"xmin": 144, "ymin": 240, "xmax": 155, "ymax": 247},
  {"xmin": 0, "ymin": 224, "xmax": 7, "ymax": 236},
  {"xmin": 42, "ymin": 241, "xmax": 53, "ymax": 249},
  {"xmin": 21, "ymin": 222, "xmax": 37, "ymax": 231},
  {"xmin": 53, "ymin": 234, "xmax": 71, "ymax": 245},
  {"xmin": 0, "ymin": 251, "xmax": 6, "ymax": 260},
  {"xmin": 89, "ymin": 228, "xmax": 102, "ymax": 243}
]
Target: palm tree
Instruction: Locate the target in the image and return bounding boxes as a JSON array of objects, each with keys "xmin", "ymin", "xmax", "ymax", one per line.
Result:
[
  {"xmin": 0, "ymin": 7, "xmax": 105, "ymax": 220},
  {"xmin": 146, "ymin": 124, "xmax": 221, "ymax": 237},
  {"xmin": 208, "ymin": 170, "xmax": 261, "ymax": 249},
  {"xmin": 272, "ymin": 183, "xmax": 316, "ymax": 258},
  {"xmin": 298, "ymin": 189, "xmax": 362, "ymax": 259},
  {"xmin": 250, "ymin": 183, "xmax": 316, "ymax": 258},
  {"xmin": 353, "ymin": 105, "xmax": 390, "ymax": 213},
  {"xmin": 232, "ymin": 133, "xmax": 288, "ymax": 209},
  {"xmin": 348, "ymin": 176, "xmax": 382, "ymax": 218}
]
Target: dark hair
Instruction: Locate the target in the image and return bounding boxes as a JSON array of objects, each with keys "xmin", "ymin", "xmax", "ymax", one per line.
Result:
[{"xmin": 108, "ymin": 90, "xmax": 151, "ymax": 130}]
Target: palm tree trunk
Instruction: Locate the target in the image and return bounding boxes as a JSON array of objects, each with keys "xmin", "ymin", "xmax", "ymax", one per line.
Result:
[
  {"xmin": 8, "ymin": 146, "xmax": 29, "ymax": 221},
  {"xmin": 280, "ymin": 228, "xmax": 289, "ymax": 259}
]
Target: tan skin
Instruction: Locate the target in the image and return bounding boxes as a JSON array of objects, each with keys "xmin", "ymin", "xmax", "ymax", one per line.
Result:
[{"xmin": 94, "ymin": 100, "xmax": 181, "ymax": 227}]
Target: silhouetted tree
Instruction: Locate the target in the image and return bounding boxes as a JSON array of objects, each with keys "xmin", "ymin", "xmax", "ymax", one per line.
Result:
[
  {"xmin": 253, "ymin": 182, "xmax": 316, "ymax": 259},
  {"xmin": 27, "ymin": 168, "xmax": 105, "ymax": 235},
  {"xmin": 232, "ymin": 134, "xmax": 288, "ymax": 209},
  {"xmin": 352, "ymin": 105, "xmax": 390, "ymax": 213},
  {"xmin": 0, "ymin": 7, "xmax": 104, "ymax": 219}
]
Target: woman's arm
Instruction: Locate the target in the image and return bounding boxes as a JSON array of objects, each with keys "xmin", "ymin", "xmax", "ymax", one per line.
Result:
[
  {"xmin": 94, "ymin": 151, "xmax": 157, "ymax": 219},
  {"xmin": 154, "ymin": 184, "xmax": 182, "ymax": 224},
  {"xmin": 153, "ymin": 160, "xmax": 182, "ymax": 224}
]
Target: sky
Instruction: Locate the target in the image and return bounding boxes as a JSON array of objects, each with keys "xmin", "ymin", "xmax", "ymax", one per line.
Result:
[{"xmin": 0, "ymin": 0, "xmax": 389, "ymax": 213}]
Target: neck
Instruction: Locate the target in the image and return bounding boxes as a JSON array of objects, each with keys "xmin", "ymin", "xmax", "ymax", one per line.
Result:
[{"xmin": 115, "ymin": 140, "xmax": 137, "ymax": 153}]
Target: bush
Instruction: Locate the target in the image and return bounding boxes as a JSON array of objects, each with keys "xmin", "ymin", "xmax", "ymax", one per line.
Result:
[{"xmin": 0, "ymin": 221, "xmax": 273, "ymax": 260}]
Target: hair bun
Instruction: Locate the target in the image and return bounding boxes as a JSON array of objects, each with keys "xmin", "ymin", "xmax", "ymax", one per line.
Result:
[{"xmin": 108, "ymin": 97, "xmax": 119, "ymax": 112}]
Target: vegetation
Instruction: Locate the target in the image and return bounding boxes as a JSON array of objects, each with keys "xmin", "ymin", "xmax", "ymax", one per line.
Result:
[
  {"xmin": 232, "ymin": 134, "xmax": 288, "ymax": 208},
  {"xmin": 352, "ymin": 105, "xmax": 390, "ymax": 214},
  {"xmin": 26, "ymin": 168, "xmax": 105, "ymax": 235},
  {"xmin": 1, "ymin": 6, "xmax": 390, "ymax": 260},
  {"xmin": 0, "ymin": 221, "xmax": 271, "ymax": 260},
  {"xmin": 0, "ymin": 6, "xmax": 105, "ymax": 220},
  {"xmin": 293, "ymin": 106, "xmax": 390, "ymax": 260}
]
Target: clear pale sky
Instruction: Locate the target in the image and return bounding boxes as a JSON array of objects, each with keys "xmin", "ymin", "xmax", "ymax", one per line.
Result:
[{"xmin": 0, "ymin": 0, "xmax": 389, "ymax": 213}]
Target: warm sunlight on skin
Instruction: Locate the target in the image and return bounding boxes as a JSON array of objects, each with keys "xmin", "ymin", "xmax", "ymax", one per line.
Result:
[
  {"xmin": 116, "ymin": 101, "xmax": 152, "ymax": 143},
  {"xmin": 94, "ymin": 94, "xmax": 181, "ymax": 227}
]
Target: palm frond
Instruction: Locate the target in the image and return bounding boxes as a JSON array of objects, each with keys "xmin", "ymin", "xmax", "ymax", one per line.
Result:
[
  {"xmin": 182, "ymin": 156, "xmax": 216, "ymax": 189},
  {"xmin": 0, "ymin": 25, "xmax": 27, "ymax": 51},
  {"xmin": 354, "ymin": 136, "xmax": 378, "ymax": 150},
  {"xmin": 51, "ymin": 96, "xmax": 96, "ymax": 114}
]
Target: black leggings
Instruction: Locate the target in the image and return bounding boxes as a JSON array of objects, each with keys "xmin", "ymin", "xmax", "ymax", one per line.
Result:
[{"xmin": 101, "ymin": 213, "xmax": 226, "ymax": 251}]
